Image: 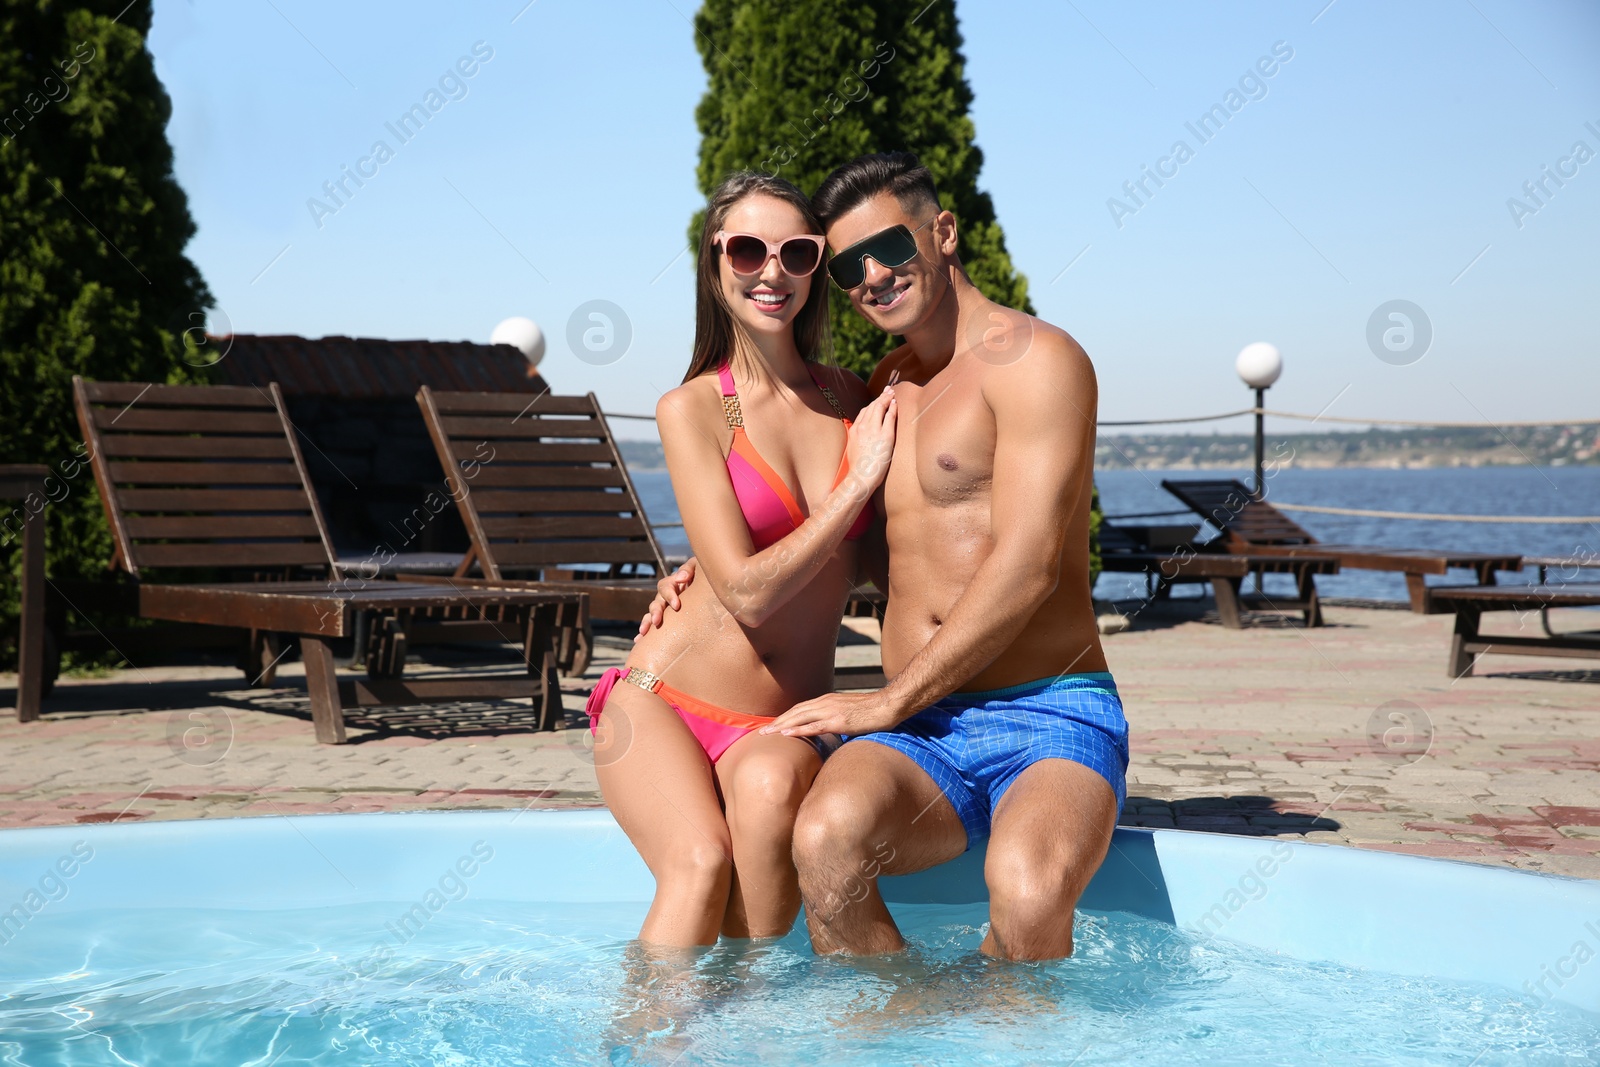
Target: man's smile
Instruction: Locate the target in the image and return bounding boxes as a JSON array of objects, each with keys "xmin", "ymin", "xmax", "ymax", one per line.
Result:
[{"xmin": 865, "ymin": 277, "xmax": 910, "ymax": 310}]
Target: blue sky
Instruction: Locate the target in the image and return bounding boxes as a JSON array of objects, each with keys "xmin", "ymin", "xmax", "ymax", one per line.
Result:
[{"xmin": 147, "ymin": 0, "xmax": 1600, "ymax": 439}]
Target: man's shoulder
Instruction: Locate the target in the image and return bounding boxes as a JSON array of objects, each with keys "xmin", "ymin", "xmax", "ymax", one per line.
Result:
[
  {"xmin": 976, "ymin": 309, "xmax": 1095, "ymax": 418},
  {"xmin": 978, "ymin": 307, "xmax": 1091, "ymax": 382}
]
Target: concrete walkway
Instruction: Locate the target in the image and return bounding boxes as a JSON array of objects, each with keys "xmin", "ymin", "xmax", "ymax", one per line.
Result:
[{"xmin": 3, "ymin": 600, "xmax": 1597, "ymax": 880}]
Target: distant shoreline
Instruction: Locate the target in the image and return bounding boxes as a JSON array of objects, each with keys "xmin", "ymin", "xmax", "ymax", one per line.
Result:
[{"xmin": 1096, "ymin": 426, "xmax": 1597, "ymax": 470}]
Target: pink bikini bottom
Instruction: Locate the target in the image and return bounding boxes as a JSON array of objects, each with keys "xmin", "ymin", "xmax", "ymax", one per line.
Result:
[
  {"xmin": 586, "ymin": 667, "xmax": 839, "ymax": 764},
  {"xmin": 586, "ymin": 667, "xmax": 772, "ymax": 763}
]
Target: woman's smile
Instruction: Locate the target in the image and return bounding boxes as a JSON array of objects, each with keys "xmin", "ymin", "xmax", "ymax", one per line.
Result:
[{"xmin": 746, "ymin": 286, "xmax": 793, "ymax": 314}]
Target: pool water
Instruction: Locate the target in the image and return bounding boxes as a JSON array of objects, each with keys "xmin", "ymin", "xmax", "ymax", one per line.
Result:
[{"xmin": 5, "ymin": 899, "xmax": 1597, "ymax": 1066}]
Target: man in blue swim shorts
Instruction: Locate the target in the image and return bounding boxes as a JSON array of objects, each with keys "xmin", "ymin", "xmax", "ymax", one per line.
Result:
[{"xmin": 760, "ymin": 153, "xmax": 1129, "ymax": 961}]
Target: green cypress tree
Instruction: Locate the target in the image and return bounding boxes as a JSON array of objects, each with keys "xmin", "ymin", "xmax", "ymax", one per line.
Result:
[
  {"xmin": 692, "ymin": 0, "xmax": 1102, "ymax": 589},
  {"xmin": 1, "ymin": 0, "xmax": 212, "ymax": 657},
  {"xmin": 693, "ymin": 0, "xmax": 1032, "ymax": 375}
]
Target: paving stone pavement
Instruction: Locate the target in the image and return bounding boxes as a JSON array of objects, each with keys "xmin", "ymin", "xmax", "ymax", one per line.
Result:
[{"xmin": 3, "ymin": 602, "xmax": 1597, "ymax": 881}]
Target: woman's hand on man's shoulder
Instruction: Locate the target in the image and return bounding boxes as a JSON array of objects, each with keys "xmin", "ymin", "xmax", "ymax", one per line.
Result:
[{"xmin": 865, "ymin": 344, "xmax": 917, "ymax": 395}]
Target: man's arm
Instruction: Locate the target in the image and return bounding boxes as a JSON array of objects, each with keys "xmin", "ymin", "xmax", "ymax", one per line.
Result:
[{"xmin": 764, "ymin": 327, "xmax": 1096, "ymax": 737}]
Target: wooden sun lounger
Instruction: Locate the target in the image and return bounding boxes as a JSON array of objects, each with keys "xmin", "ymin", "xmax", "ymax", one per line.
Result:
[
  {"xmin": 416, "ymin": 388, "xmax": 669, "ymax": 668},
  {"xmin": 1413, "ymin": 581, "xmax": 1600, "ymax": 677},
  {"xmin": 418, "ymin": 387, "xmax": 887, "ymax": 689},
  {"xmin": 1521, "ymin": 555, "xmax": 1600, "ymax": 639},
  {"xmin": 73, "ymin": 377, "xmax": 586, "ymax": 740},
  {"xmin": 1160, "ymin": 479, "xmax": 1522, "ymax": 612},
  {"xmin": 416, "ymin": 388, "xmax": 665, "ymax": 586},
  {"xmin": 1099, "ymin": 523, "xmax": 1338, "ymax": 627}
]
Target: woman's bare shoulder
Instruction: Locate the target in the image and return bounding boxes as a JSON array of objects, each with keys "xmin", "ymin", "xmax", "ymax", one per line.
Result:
[{"xmin": 655, "ymin": 372, "xmax": 724, "ymax": 432}]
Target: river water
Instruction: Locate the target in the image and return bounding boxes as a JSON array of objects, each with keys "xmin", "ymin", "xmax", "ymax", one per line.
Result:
[{"xmin": 630, "ymin": 466, "xmax": 1600, "ymax": 603}]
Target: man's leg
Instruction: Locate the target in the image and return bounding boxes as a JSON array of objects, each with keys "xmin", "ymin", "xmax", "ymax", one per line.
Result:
[
  {"xmin": 791, "ymin": 740, "xmax": 968, "ymax": 955},
  {"xmin": 980, "ymin": 757, "xmax": 1117, "ymax": 960}
]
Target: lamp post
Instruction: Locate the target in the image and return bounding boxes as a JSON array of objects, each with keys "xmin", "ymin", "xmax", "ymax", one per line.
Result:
[{"xmin": 1235, "ymin": 342, "xmax": 1282, "ymax": 500}]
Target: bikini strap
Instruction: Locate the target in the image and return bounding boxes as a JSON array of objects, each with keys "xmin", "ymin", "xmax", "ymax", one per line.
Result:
[
  {"xmin": 716, "ymin": 363, "xmax": 744, "ymax": 429},
  {"xmin": 720, "ymin": 362, "xmax": 843, "ymax": 425},
  {"xmin": 623, "ymin": 666, "xmax": 663, "ymax": 693},
  {"xmin": 805, "ymin": 363, "xmax": 849, "ymax": 421}
]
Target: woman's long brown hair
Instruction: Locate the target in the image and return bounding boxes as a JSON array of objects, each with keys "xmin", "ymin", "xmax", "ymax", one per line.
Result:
[{"xmin": 683, "ymin": 172, "xmax": 833, "ymax": 384}]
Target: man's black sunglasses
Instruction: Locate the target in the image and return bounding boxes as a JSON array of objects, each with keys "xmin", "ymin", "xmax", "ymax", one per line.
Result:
[{"xmin": 826, "ymin": 216, "xmax": 937, "ymax": 290}]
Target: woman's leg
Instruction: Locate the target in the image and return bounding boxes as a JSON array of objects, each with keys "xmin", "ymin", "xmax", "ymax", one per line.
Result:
[
  {"xmin": 593, "ymin": 682, "xmax": 734, "ymax": 947},
  {"xmin": 713, "ymin": 731, "xmax": 823, "ymax": 939}
]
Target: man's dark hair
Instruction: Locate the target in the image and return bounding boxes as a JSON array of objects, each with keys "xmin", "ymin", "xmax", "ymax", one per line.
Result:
[{"xmin": 811, "ymin": 151, "xmax": 941, "ymax": 228}]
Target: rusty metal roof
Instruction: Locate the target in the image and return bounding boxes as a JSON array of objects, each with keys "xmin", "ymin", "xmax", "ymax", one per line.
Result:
[{"xmin": 208, "ymin": 334, "xmax": 549, "ymax": 397}]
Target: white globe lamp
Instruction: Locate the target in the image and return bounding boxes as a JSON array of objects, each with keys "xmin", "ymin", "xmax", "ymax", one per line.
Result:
[
  {"xmin": 1235, "ymin": 342, "xmax": 1282, "ymax": 499},
  {"xmin": 1235, "ymin": 342, "xmax": 1282, "ymax": 389},
  {"xmin": 491, "ymin": 316, "xmax": 546, "ymax": 369}
]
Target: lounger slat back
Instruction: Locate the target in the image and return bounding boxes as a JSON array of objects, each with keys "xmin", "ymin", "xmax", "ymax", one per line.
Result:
[
  {"xmin": 78, "ymin": 381, "xmax": 271, "ymax": 406},
  {"xmin": 438, "ymin": 416, "xmax": 609, "ymax": 439},
  {"xmin": 1158, "ymin": 479, "xmax": 1316, "ymax": 546},
  {"xmin": 424, "ymin": 392, "xmax": 597, "ymax": 416},
  {"xmin": 456, "ymin": 441, "xmax": 617, "ymax": 464},
  {"xmin": 87, "ymin": 407, "xmax": 285, "ymax": 434},
  {"xmin": 96, "ymin": 435, "xmax": 297, "ymax": 459},
  {"xmin": 417, "ymin": 388, "xmax": 667, "ymax": 582},
  {"xmin": 467, "ymin": 489, "xmax": 646, "ymax": 513},
  {"xmin": 477, "ymin": 516, "xmax": 648, "ymax": 540},
  {"xmin": 466, "ymin": 466, "xmax": 629, "ymax": 489},
  {"xmin": 490, "ymin": 541, "xmax": 663, "ymax": 567},
  {"xmin": 74, "ymin": 377, "xmax": 335, "ymax": 579}
]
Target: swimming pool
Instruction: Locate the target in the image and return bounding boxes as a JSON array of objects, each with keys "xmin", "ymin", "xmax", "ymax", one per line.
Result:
[{"xmin": 4, "ymin": 810, "xmax": 1598, "ymax": 1064}]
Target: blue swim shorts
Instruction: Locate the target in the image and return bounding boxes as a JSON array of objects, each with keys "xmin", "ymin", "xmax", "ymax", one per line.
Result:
[{"xmin": 848, "ymin": 672, "xmax": 1129, "ymax": 849}]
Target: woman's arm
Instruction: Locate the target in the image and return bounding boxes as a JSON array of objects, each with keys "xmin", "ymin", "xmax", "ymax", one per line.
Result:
[
  {"xmin": 655, "ymin": 377, "xmax": 896, "ymax": 629},
  {"xmin": 638, "ymin": 507, "xmax": 886, "ymax": 639}
]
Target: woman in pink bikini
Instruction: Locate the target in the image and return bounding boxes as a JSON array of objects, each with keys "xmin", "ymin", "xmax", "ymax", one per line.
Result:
[{"xmin": 587, "ymin": 171, "xmax": 896, "ymax": 948}]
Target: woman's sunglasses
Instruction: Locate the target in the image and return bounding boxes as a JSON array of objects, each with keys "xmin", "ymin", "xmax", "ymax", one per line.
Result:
[
  {"xmin": 715, "ymin": 231, "xmax": 826, "ymax": 278},
  {"xmin": 826, "ymin": 216, "xmax": 937, "ymax": 290}
]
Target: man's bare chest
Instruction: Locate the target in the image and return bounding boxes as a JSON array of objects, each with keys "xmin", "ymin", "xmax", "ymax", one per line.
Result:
[{"xmin": 888, "ymin": 378, "xmax": 995, "ymax": 509}]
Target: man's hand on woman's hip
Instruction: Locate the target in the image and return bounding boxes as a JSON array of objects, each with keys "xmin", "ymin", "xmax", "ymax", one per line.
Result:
[
  {"xmin": 635, "ymin": 558, "xmax": 697, "ymax": 641},
  {"xmin": 761, "ymin": 688, "xmax": 911, "ymax": 739}
]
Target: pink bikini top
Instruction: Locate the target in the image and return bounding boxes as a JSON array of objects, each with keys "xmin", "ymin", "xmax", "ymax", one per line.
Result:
[{"xmin": 718, "ymin": 362, "xmax": 875, "ymax": 550}]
